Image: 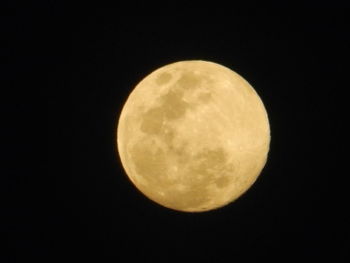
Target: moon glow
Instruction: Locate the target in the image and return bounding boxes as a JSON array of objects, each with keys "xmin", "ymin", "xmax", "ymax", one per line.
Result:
[{"xmin": 117, "ymin": 60, "xmax": 270, "ymax": 212}]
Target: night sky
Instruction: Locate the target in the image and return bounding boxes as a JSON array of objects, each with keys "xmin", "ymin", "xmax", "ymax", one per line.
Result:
[{"xmin": 4, "ymin": 4, "xmax": 348, "ymax": 262}]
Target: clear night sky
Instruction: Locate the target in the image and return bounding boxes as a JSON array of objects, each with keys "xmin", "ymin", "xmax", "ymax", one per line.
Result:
[{"xmin": 4, "ymin": 3, "xmax": 348, "ymax": 262}]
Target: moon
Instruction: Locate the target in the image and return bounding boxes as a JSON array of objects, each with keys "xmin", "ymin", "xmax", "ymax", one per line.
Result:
[{"xmin": 117, "ymin": 60, "xmax": 270, "ymax": 212}]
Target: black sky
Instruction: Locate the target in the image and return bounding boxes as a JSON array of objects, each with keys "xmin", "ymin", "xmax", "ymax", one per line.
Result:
[{"xmin": 4, "ymin": 3, "xmax": 348, "ymax": 262}]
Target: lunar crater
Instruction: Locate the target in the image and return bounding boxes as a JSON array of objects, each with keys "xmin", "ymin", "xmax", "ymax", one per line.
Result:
[{"xmin": 156, "ymin": 72, "xmax": 172, "ymax": 85}]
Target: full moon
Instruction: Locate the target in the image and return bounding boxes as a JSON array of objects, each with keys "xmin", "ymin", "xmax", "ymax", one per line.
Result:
[{"xmin": 117, "ymin": 60, "xmax": 270, "ymax": 212}]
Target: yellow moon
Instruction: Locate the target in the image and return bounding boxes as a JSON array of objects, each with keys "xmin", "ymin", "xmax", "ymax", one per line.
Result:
[{"xmin": 117, "ymin": 60, "xmax": 270, "ymax": 212}]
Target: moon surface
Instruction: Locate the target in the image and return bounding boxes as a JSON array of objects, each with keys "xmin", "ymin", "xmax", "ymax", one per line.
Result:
[{"xmin": 117, "ymin": 60, "xmax": 270, "ymax": 212}]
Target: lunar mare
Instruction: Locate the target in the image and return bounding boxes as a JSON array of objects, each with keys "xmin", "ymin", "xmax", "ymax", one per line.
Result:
[{"xmin": 117, "ymin": 60, "xmax": 270, "ymax": 212}]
